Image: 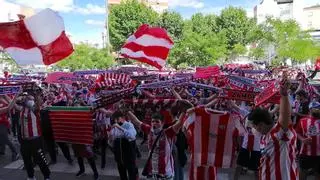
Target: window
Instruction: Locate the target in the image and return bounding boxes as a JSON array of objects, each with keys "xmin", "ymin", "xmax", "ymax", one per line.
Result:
[
  {"xmin": 308, "ymin": 21, "xmax": 313, "ymax": 28},
  {"xmin": 308, "ymin": 12, "xmax": 313, "ymax": 17}
]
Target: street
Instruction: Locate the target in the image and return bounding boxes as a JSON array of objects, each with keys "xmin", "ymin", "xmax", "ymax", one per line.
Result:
[{"xmin": 0, "ymin": 138, "xmax": 256, "ymax": 180}]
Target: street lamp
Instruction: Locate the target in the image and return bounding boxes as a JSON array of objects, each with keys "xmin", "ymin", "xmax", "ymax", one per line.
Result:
[{"xmin": 105, "ymin": 0, "xmax": 111, "ymax": 50}]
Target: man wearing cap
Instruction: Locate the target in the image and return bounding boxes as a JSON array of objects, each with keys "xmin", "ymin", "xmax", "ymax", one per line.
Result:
[{"xmin": 296, "ymin": 101, "xmax": 320, "ymax": 180}]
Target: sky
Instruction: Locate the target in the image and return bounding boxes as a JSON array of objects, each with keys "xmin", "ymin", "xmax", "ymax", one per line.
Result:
[{"xmin": 3, "ymin": 0, "xmax": 320, "ymax": 47}]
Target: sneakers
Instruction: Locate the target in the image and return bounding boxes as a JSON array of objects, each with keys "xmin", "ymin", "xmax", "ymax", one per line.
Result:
[
  {"xmin": 12, "ymin": 153, "xmax": 20, "ymax": 161},
  {"xmin": 27, "ymin": 177, "xmax": 36, "ymax": 180},
  {"xmin": 76, "ymin": 170, "xmax": 85, "ymax": 177}
]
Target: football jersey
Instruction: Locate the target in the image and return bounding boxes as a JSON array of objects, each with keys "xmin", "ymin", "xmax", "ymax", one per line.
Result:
[
  {"xmin": 296, "ymin": 117, "xmax": 320, "ymax": 156},
  {"xmin": 259, "ymin": 123, "xmax": 298, "ymax": 180},
  {"xmin": 184, "ymin": 107, "xmax": 245, "ymax": 168}
]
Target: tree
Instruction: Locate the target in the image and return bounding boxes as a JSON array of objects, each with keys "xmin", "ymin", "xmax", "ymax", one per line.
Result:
[
  {"xmin": 109, "ymin": 0, "xmax": 159, "ymax": 51},
  {"xmin": 264, "ymin": 18, "xmax": 320, "ymax": 64},
  {"xmin": 168, "ymin": 31, "xmax": 228, "ymax": 67},
  {"xmin": 157, "ymin": 11, "xmax": 184, "ymax": 42},
  {"xmin": 55, "ymin": 43, "xmax": 114, "ymax": 71},
  {"xmin": 0, "ymin": 50, "xmax": 20, "ymax": 73},
  {"xmin": 229, "ymin": 43, "xmax": 247, "ymax": 61},
  {"xmin": 249, "ymin": 47, "xmax": 265, "ymax": 60},
  {"xmin": 217, "ymin": 7, "xmax": 253, "ymax": 50}
]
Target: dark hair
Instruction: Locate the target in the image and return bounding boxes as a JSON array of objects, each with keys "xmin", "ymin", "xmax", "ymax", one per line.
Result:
[
  {"xmin": 112, "ymin": 111, "xmax": 125, "ymax": 120},
  {"xmin": 72, "ymin": 83, "xmax": 79, "ymax": 88},
  {"xmin": 248, "ymin": 108, "xmax": 273, "ymax": 126},
  {"xmin": 151, "ymin": 113, "xmax": 164, "ymax": 121},
  {"xmin": 296, "ymin": 90, "xmax": 308, "ymax": 99}
]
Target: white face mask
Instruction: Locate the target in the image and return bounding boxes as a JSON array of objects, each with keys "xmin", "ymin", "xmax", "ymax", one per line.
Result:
[{"xmin": 26, "ymin": 100, "xmax": 35, "ymax": 108}]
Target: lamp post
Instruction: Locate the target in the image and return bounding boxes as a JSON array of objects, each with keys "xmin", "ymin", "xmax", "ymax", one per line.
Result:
[{"xmin": 105, "ymin": 0, "xmax": 111, "ymax": 50}]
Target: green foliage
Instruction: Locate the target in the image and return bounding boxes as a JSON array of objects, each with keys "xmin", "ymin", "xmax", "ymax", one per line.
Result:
[
  {"xmin": 108, "ymin": 2, "xmax": 320, "ymax": 67},
  {"xmin": 157, "ymin": 11, "xmax": 184, "ymax": 42},
  {"xmin": 249, "ymin": 47, "xmax": 265, "ymax": 60},
  {"xmin": 55, "ymin": 43, "xmax": 114, "ymax": 71},
  {"xmin": 230, "ymin": 43, "xmax": 247, "ymax": 60},
  {"xmin": 109, "ymin": 0, "xmax": 159, "ymax": 51},
  {"xmin": 0, "ymin": 51, "xmax": 20, "ymax": 73},
  {"xmin": 262, "ymin": 18, "xmax": 320, "ymax": 63},
  {"xmin": 216, "ymin": 7, "xmax": 253, "ymax": 49},
  {"xmin": 169, "ymin": 31, "xmax": 227, "ymax": 67}
]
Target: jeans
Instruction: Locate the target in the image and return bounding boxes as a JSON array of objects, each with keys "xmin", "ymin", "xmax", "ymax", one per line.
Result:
[{"xmin": 173, "ymin": 145, "xmax": 184, "ymax": 180}]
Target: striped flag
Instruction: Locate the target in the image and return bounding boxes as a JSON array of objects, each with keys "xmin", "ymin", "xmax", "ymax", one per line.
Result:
[
  {"xmin": 120, "ymin": 24, "xmax": 174, "ymax": 70},
  {"xmin": 48, "ymin": 106, "xmax": 93, "ymax": 145},
  {"xmin": 0, "ymin": 8, "xmax": 73, "ymax": 65}
]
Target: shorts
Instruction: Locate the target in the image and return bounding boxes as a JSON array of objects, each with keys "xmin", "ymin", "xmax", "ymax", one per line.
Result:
[
  {"xmin": 237, "ymin": 148, "xmax": 261, "ymax": 171},
  {"xmin": 299, "ymin": 155, "xmax": 320, "ymax": 173}
]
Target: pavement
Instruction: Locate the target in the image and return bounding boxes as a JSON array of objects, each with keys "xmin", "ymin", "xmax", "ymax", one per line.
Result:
[{"xmin": 0, "ymin": 137, "xmax": 305, "ymax": 180}]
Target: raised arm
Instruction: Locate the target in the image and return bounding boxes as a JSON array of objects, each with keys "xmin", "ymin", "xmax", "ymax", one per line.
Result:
[
  {"xmin": 127, "ymin": 111, "xmax": 143, "ymax": 127},
  {"xmin": 99, "ymin": 107, "xmax": 114, "ymax": 116},
  {"xmin": 278, "ymin": 73, "xmax": 292, "ymax": 129},
  {"xmin": 171, "ymin": 100, "xmax": 194, "ymax": 133},
  {"xmin": 171, "ymin": 88, "xmax": 182, "ymax": 100},
  {"xmin": 142, "ymin": 90, "xmax": 156, "ymax": 98}
]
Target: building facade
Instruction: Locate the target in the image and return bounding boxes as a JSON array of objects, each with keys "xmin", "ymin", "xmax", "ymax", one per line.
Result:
[
  {"xmin": 107, "ymin": 0, "xmax": 168, "ymax": 13},
  {"xmin": 303, "ymin": 5, "xmax": 320, "ymax": 31},
  {"xmin": 255, "ymin": 0, "xmax": 304, "ymax": 27}
]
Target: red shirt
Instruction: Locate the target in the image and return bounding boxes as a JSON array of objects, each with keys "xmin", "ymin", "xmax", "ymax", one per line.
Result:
[{"xmin": 0, "ymin": 102, "xmax": 9, "ymax": 128}]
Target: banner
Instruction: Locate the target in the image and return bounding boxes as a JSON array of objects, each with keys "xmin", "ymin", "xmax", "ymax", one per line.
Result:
[
  {"xmin": 93, "ymin": 88, "xmax": 135, "ymax": 108},
  {"xmin": 45, "ymin": 72, "xmax": 90, "ymax": 84},
  {"xmin": 194, "ymin": 66, "xmax": 220, "ymax": 79},
  {"xmin": 222, "ymin": 88, "xmax": 280, "ymax": 104},
  {"xmin": 138, "ymin": 78, "xmax": 189, "ymax": 89},
  {"xmin": 73, "ymin": 70, "xmax": 110, "ymax": 76},
  {"xmin": 0, "ymin": 86, "xmax": 21, "ymax": 95},
  {"xmin": 131, "ymin": 74, "xmax": 158, "ymax": 81},
  {"xmin": 188, "ymin": 82, "xmax": 221, "ymax": 92},
  {"xmin": 239, "ymin": 69, "xmax": 270, "ymax": 74},
  {"xmin": 48, "ymin": 106, "xmax": 93, "ymax": 145},
  {"xmin": 223, "ymin": 89, "xmax": 257, "ymax": 102},
  {"xmin": 255, "ymin": 81, "xmax": 280, "ymax": 106}
]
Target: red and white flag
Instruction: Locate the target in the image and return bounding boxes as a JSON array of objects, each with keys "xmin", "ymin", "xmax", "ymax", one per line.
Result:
[
  {"xmin": 48, "ymin": 106, "xmax": 93, "ymax": 145},
  {"xmin": 0, "ymin": 8, "xmax": 73, "ymax": 65},
  {"xmin": 120, "ymin": 24, "xmax": 174, "ymax": 70}
]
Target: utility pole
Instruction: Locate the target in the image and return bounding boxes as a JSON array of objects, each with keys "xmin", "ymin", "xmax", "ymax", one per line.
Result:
[{"xmin": 105, "ymin": 0, "xmax": 111, "ymax": 50}]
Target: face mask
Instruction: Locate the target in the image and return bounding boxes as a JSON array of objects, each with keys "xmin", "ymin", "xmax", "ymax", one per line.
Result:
[
  {"xmin": 118, "ymin": 122, "xmax": 123, "ymax": 126},
  {"xmin": 153, "ymin": 128, "xmax": 162, "ymax": 134},
  {"xmin": 26, "ymin": 100, "xmax": 35, "ymax": 108}
]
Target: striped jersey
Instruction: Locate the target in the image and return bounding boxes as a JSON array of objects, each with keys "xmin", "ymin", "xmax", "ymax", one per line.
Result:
[
  {"xmin": 184, "ymin": 107, "xmax": 245, "ymax": 168},
  {"xmin": 242, "ymin": 127, "xmax": 262, "ymax": 152},
  {"xmin": 296, "ymin": 117, "xmax": 320, "ymax": 156},
  {"xmin": 20, "ymin": 108, "xmax": 42, "ymax": 139},
  {"xmin": 259, "ymin": 123, "xmax": 298, "ymax": 180},
  {"xmin": 141, "ymin": 123, "xmax": 176, "ymax": 178}
]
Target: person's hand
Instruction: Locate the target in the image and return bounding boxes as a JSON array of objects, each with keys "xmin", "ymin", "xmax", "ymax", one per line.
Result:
[
  {"xmin": 280, "ymin": 71, "xmax": 290, "ymax": 96},
  {"xmin": 301, "ymin": 137, "xmax": 312, "ymax": 145}
]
